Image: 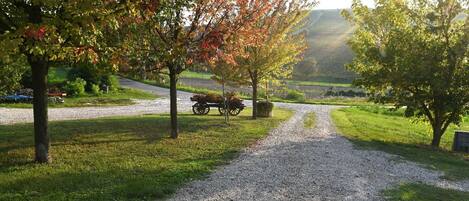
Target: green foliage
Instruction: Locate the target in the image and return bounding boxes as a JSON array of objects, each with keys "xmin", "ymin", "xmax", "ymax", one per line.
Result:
[
  {"xmin": 64, "ymin": 78, "xmax": 86, "ymax": 97},
  {"xmin": 343, "ymin": 0, "xmax": 469, "ymax": 147},
  {"xmin": 332, "ymin": 107, "xmax": 469, "ymax": 180},
  {"xmin": 67, "ymin": 64, "xmax": 117, "ymax": 91},
  {"xmin": 104, "ymin": 75, "xmax": 120, "ymax": 91},
  {"xmin": 0, "ymin": 58, "xmax": 28, "ymax": 95},
  {"xmin": 383, "ymin": 183, "xmax": 469, "ymax": 201},
  {"xmin": 0, "ymin": 108, "xmax": 292, "ymax": 200},
  {"xmin": 285, "ymin": 89, "xmax": 306, "ymax": 102},
  {"xmin": 90, "ymin": 84, "xmax": 101, "ymax": 95}
]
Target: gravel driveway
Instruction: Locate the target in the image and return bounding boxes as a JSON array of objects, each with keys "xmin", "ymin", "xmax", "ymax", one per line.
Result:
[
  {"xmin": 169, "ymin": 104, "xmax": 469, "ymax": 201},
  {"xmin": 0, "ymin": 78, "xmax": 194, "ymax": 125}
]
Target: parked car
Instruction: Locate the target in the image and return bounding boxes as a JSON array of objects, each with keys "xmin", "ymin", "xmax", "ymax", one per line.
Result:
[{"xmin": 0, "ymin": 95, "xmax": 33, "ymax": 103}]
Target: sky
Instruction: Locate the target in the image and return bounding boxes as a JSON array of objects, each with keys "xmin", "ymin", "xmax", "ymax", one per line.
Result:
[{"xmin": 314, "ymin": 0, "xmax": 375, "ymax": 10}]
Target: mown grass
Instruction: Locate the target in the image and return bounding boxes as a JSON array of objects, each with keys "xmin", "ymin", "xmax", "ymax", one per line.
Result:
[
  {"xmin": 135, "ymin": 77, "xmax": 372, "ymax": 107},
  {"xmin": 180, "ymin": 70, "xmax": 213, "ymax": 80},
  {"xmin": 0, "ymin": 88, "xmax": 157, "ymax": 108},
  {"xmin": 383, "ymin": 183, "xmax": 469, "ymax": 201},
  {"xmin": 286, "ymin": 80, "xmax": 352, "ymax": 87},
  {"xmin": 332, "ymin": 106, "xmax": 469, "ymax": 180},
  {"xmin": 304, "ymin": 112, "xmax": 316, "ymax": 128},
  {"xmin": 0, "ymin": 108, "xmax": 292, "ymax": 201},
  {"xmin": 180, "ymin": 70, "xmax": 352, "ymax": 87},
  {"xmin": 48, "ymin": 67, "xmax": 69, "ymax": 84}
]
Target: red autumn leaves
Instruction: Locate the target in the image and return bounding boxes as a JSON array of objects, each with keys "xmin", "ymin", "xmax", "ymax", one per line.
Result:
[{"xmin": 24, "ymin": 26, "xmax": 46, "ymax": 41}]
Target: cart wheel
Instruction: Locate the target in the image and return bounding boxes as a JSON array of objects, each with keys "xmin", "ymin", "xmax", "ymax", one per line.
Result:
[
  {"xmin": 218, "ymin": 106, "xmax": 227, "ymax": 115},
  {"xmin": 228, "ymin": 107, "xmax": 242, "ymax": 116},
  {"xmin": 193, "ymin": 103, "xmax": 210, "ymax": 115}
]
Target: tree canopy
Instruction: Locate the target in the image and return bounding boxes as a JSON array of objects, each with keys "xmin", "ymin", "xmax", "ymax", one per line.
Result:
[{"xmin": 343, "ymin": 0, "xmax": 469, "ymax": 147}]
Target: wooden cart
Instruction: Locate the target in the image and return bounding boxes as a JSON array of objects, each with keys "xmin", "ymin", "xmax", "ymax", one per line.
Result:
[{"xmin": 191, "ymin": 94, "xmax": 245, "ymax": 116}]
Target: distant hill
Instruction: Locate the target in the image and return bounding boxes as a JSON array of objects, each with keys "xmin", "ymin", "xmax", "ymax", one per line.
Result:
[{"xmin": 293, "ymin": 9, "xmax": 356, "ymax": 83}]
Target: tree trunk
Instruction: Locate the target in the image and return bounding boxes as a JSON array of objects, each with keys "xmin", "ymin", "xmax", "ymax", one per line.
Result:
[
  {"xmin": 29, "ymin": 56, "xmax": 50, "ymax": 163},
  {"xmin": 252, "ymin": 76, "xmax": 258, "ymax": 120},
  {"xmin": 431, "ymin": 127, "xmax": 443, "ymax": 148},
  {"xmin": 169, "ymin": 69, "xmax": 178, "ymax": 139}
]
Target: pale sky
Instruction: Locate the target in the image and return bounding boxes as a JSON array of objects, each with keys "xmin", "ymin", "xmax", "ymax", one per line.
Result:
[{"xmin": 314, "ymin": 0, "xmax": 375, "ymax": 10}]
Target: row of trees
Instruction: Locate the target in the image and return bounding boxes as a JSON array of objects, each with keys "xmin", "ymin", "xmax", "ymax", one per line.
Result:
[{"xmin": 0, "ymin": 0, "xmax": 313, "ymax": 163}]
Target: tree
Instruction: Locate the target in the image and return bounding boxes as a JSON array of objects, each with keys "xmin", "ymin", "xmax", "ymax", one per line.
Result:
[
  {"xmin": 343, "ymin": 0, "xmax": 469, "ymax": 148},
  {"xmin": 236, "ymin": 1, "xmax": 312, "ymax": 118},
  {"xmin": 0, "ymin": 0, "xmax": 130, "ymax": 162},
  {"xmin": 128, "ymin": 0, "xmax": 272, "ymax": 138},
  {"xmin": 0, "ymin": 57, "xmax": 27, "ymax": 96}
]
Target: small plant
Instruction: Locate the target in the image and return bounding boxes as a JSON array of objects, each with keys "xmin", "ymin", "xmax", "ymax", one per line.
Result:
[
  {"xmin": 285, "ymin": 89, "xmax": 305, "ymax": 102},
  {"xmin": 104, "ymin": 75, "xmax": 120, "ymax": 91},
  {"xmin": 90, "ymin": 84, "xmax": 101, "ymax": 95},
  {"xmin": 64, "ymin": 78, "xmax": 86, "ymax": 96}
]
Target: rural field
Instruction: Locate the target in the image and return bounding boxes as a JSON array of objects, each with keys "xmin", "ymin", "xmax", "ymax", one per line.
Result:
[{"xmin": 1, "ymin": 0, "xmax": 468, "ymax": 201}]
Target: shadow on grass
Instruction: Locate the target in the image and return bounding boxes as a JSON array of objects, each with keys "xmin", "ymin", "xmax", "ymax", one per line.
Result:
[
  {"xmin": 383, "ymin": 183, "xmax": 469, "ymax": 201},
  {"xmin": 0, "ymin": 109, "xmax": 292, "ymax": 200},
  {"xmin": 346, "ymin": 138, "xmax": 469, "ymax": 180}
]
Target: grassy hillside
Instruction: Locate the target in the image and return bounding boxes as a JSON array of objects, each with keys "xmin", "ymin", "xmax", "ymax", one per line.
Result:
[{"xmin": 294, "ymin": 9, "xmax": 356, "ymax": 83}]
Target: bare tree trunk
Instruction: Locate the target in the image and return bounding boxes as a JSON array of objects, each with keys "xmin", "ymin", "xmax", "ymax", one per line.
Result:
[
  {"xmin": 430, "ymin": 115, "xmax": 448, "ymax": 148},
  {"xmin": 169, "ymin": 68, "xmax": 178, "ymax": 139},
  {"xmin": 29, "ymin": 56, "xmax": 50, "ymax": 163},
  {"xmin": 431, "ymin": 126, "xmax": 443, "ymax": 148},
  {"xmin": 252, "ymin": 75, "xmax": 258, "ymax": 120}
]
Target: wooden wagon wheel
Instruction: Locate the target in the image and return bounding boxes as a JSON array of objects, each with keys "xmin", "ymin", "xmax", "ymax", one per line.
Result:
[
  {"xmin": 228, "ymin": 107, "xmax": 242, "ymax": 116},
  {"xmin": 218, "ymin": 106, "xmax": 227, "ymax": 115},
  {"xmin": 192, "ymin": 103, "xmax": 210, "ymax": 115}
]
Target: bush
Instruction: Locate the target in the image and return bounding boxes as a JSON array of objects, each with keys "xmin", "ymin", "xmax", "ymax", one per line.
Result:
[
  {"xmin": 285, "ymin": 90, "xmax": 305, "ymax": 102},
  {"xmin": 103, "ymin": 75, "xmax": 120, "ymax": 91},
  {"xmin": 64, "ymin": 78, "xmax": 86, "ymax": 96},
  {"xmin": 90, "ymin": 84, "xmax": 101, "ymax": 95},
  {"xmin": 67, "ymin": 63, "xmax": 118, "ymax": 92}
]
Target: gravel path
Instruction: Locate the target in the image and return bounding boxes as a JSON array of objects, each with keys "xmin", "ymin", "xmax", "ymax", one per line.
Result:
[
  {"xmin": 169, "ymin": 104, "xmax": 469, "ymax": 201},
  {"xmin": 0, "ymin": 78, "xmax": 194, "ymax": 125}
]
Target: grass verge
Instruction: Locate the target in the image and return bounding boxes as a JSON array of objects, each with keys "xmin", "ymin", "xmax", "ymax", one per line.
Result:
[
  {"xmin": 304, "ymin": 112, "xmax": 316, "ymax": 128},
  {"xmin": 0, "ymin": 88, "xmax": 157, "ymax": 108},
  {"xmin": 331, "ymin": 106, "xmax": 469, "ymax": 180},
  {"xmin": 383, "ymin": 183, "xmax": 469, "ymax": 201},
  {"xmin": 0, "ymin": 108, "xmax": 292, "ymax": 200},
  {"xmin": 134, "ymin": 77, "xmax": 373, "ymax": 107},
  {"xmin": 180, "ymin": 70, "xmax": 352, "ymax": 87}
]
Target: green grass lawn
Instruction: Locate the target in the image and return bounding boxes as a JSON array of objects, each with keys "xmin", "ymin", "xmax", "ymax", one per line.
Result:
[
  {"xmin": 383, "ymin": 183, "xmax": 469, "ymax": 201},
  {"xmin": 304, "ymin": 112, "xmax": 316, "ymax": 128},
  {"xmin": 48, "ymin": 67, "xmax": 70, "ymax": 84},
  {"xmin": 180, "ymin": 70, "xmax": 213, "ymax": 80},
  {"xmin": 332, "ymin": 106, "xmax": 469, "ymax": 180},
  {"xmin": 286, "ymin": 80, "xmax": 352, "ymax": 87},
  {"xmin": 136, "ymin": 77, "xmax": 372, "ymax": 107},
  {"xmin": 180, "ymin": 70, "xmax": 352, "ymax": 87},
  {"xmin": 0, "ymin": 88, "xmax": 157, "ymax": 108},
  {"xmin": 0, "ymin": 108, "xmax": 292, "ymax": 200}
]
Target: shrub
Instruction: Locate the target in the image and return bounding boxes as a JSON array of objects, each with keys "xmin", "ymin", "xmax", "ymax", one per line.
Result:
[
  {"xmin": 285, "ymin": 89, "xmax": 305, "ymax": 102},
  {"xmin": 64, "ymin": 78, "xmax": 86, "ymax": 96},
  {"xmin": 68, "ymin": 63, "xmax": 118, "ymax": 92},
  {"xmin": 90, "ymin": 84, "xmax": 101, "ymax": 95},
  {"xmin": 103, "ymin": 75, "xmax": 120, "ymax": 91}
]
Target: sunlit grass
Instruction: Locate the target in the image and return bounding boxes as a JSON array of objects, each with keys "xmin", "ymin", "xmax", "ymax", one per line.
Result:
[
  {"xmin": 0, "ymin": 88, "xmax": 157, "ymax": 108},
  {"xmin": 332, "ymin": 107, "xmax": 469, "ymax": 180},
  {"xmin": 383, "ymin": 183, "xmax": 469, "ymax": 201},
  {"xmin": 0, "ymin": 108, "xmax": 292, "ymax": 200}
]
